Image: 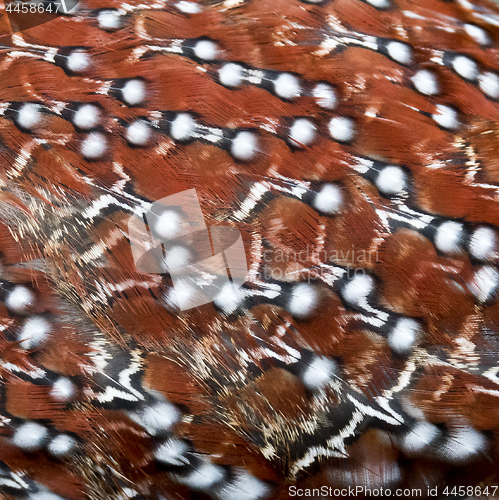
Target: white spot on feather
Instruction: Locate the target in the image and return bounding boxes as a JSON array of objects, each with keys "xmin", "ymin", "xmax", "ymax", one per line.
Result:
[
  {"xmin": 215, "ymin": 470, "xmax": 270, "ymax": 500},
  {"xmin": 435, "ymin": 221, "xmax": 463, "ymax": 254},
  {"xmin": 388, "ymin": 318, "xmax": 421, "ymax": 354},
  {"xmin": 386, "ymin": 41, "xmax": 412, "ymax": 65},
  {"xmin": 432, "ymin": 105, "xmax": 458, "ymax": 130},
  {"xmin": 273, "ymin": 73, "xmax": 301, "ymax": 100},
  {"xmin": 479, "ymin": 72, "xmax": 499, "ymax": 99},
  {"xmin": 18, "ymin": 316, "xmax": 51, "ymax": 349},
  {"xmin": 73, "ymin": 104, "xmax": 100, "ymax": 130},
  {"xmin": 66, "ymin": 50, "xmax": 90, "ymax": 72},
  {"xmin": 328, "ymin": 116, "xmax": 355, "ymax": 142},
  {"xmin": 80, "ymin": 132, "xmax": 108, "ymax": 159},
  {"xmin": 287, "ymin": 283, "xmax": 318, "ymax": 319},
  {"xmin": 129, "ymin": 402, "xmax": 180, "ymax": 436},
  {"xmin": 171, "ymin": 113, "xmax": 196, "ymax": 141},
  {"xmin": 176, "ymin": 1, "xmax": 202, "ymax": 13},
  {"xmin": 219, "ymin": 63, "xmax": 244, "ymax": 87},
  {"xmin": 401, "ymin": 421, "xmax": 440, "ymax": 455},
  {"xmin": 464, "ymin": 23, "xmax": 490, "ymax": 45},
  {"xmin": 154, "ymin": 438, "xmax": 189, "ymax": 465},
  {"xmin": 312, "ymin": 184, "xmax": 343, "ymax": 214},
  {"xmin": 301, "ymin": 356, "xmax": 336, "ymax": 390},
  {"xmin": 376, "ymin": 166, "xmax": 407, "ymax": 197},
  {"xmin": 193, "ymin": 39, "xmax": 219, "ymax": 61},
  {"xmin": 412, "ymin": 69, "xmax": 439, "ymax": 95},
  {"xmin": 13, "ymin": 422, "xmax": 48, "ymax": 450},
  {"xmin": 126, "ymin": 119, "xmax": 151, "ymax": 146},
  {"xmin": 121, "ymin": 79, "xmax": 146, "ymax": 106},
  {"xmin": 366, "ymin": 0, "xmax": 390, "ymax": 7},
  {"xmin": 341, "ymin": 274, "xmax": 374, "ymax": 307},
  {"xmin": 50, "ymin": 377, "xmax": 76, "ymax": 402},
  {"xmin": 438, "ymin": 426, "xmax": 487, "ymax": 464},
  {"xmin": 17, "ymin": 103, "xmax": 43, "ymax": 130},
  {"xmin": 154, "ymin": 210, "xmax": 182, "ymax": 239},
  {"xmin": 97, "ymin": 9, "xmax": 122, "ymax": 29},
  {"xmin": 48, "ymin": 434, "xmax": 77, "ymax": 457},
  {"xmin": 312, "ymin": 82, "xmax": 336, "ymax": 109},
  {"xmin": 214, "ymin": 282, "xmax": 245, "ymax": 315},
  {"xmin": 469, "ymin": 226, "xmax": 496, "ymax": 261},
  {"xmin": 5, "ymin": 286, "xmax": 34, "ymax": 313},
  {"xmin": 164, "ymin": 246, "xmax": 191, "ymax": 271},
  {"xmin": 452, "ymin": 55, "xmax": 478, "ymax": 81},
  {"xmin": 469, "ymin": 265, "xmax": 499, "ymax": 302},
  {"xmin": 288, "ymin": 118, "xmax": 316, "ymax": 148},
  {"xmin": 174, "ymin": 460, "xmax": 225, "ymax": 491},
  {"xmin": 231, "ymin": 131, "xmax": 258, "ymax": 161}
]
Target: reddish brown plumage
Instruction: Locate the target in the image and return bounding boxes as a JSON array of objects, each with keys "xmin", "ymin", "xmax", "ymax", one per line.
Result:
[{"xmin": 2, "ymin": 0, "xmax": 499, "ymax": 499}]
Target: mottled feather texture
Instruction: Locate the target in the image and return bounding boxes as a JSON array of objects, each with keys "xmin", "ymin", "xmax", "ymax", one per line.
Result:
[{"xmin": 1, "ymin": 0, "xmax": 499, "ymax": 499}]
